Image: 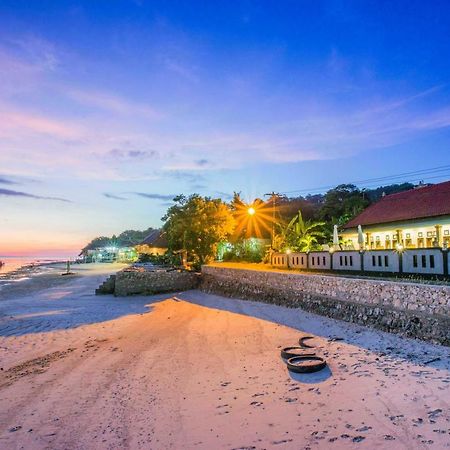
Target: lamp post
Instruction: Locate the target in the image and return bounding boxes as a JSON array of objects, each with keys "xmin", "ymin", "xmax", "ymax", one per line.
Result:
[{"xmin": 264, "ymin": 191, "xmax": 280, "ymax": 249}]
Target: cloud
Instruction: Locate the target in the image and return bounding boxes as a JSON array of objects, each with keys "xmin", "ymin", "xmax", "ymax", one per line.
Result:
[
  {"xmin": 103, "ymin": 193, "xmax": 127, "ymax": 200},
  {"xmin": 0, "ymin": 176, "xmax": 17, "ymax": 185},
  {"xmin": 66, "ymin": 89, "xmax": 162, "ymax": 119},
  {"xmin": 0, "ymin": 188, "xmax": 71, "ymax": 202},
  {"xmin": 131, "ymin": 192, "xmax": 175, "ymax": 201},
  {"xmin": 107, "ymin": 148, "xmax": 159, "ymax": 160},
  {"xmin": 0, "ymin": 108, "xmax": 81, "ymax": 139},
  {"xmin": 195, "ymin": 159, "xmax": 209, "ymax": 167},
  {"xmin": 215, "ymin": 191, "xmax": 233, "ymax": 200}
]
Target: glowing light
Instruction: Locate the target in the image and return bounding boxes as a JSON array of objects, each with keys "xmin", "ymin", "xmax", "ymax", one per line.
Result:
[
  {"xmin": 286, "ymin": 249, "xmax": 292, "ymax": 254},
  {"xmin": 233, "ymin": 199, "xmax": 274, "ymax": 239},
  {"xmin": 396, "ymin": 243, "xmax": 404, "ymax": 252}
]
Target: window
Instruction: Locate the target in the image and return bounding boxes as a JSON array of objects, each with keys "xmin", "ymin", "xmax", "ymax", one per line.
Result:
[
  {"xmin": 384, "ymin": 255, "xmax": 389, "ymax": 266},
  {"xmin": 301, "ymin": 257, "xmax": 304, "ymax": 265},
  {"xmin": 422, "ymin": 255, "xmax": 427, "ymax": 267},
  {"xmin": 444, "ymin": 230, "xmax": 449, "ymax": 236},
  {"xmin": 349, "ymin": 255, "xmax": 353, "ymax": 266},
  {"xmin": 372, "ymin": 255, "xmax": 376, "ymax": 266},
  {"xmin": 430, "ymin": 255, "xmax": 435, "ymax": 268},
  {"xmin": 413, "ymin": 255, "xmax": 418, "ymax": 268},
  {"xmin": 378, "ymin": 255, "xmax": 382, "ymax": 266},
  {"xmin": 344, "ymin": 255, "xmax": 348, "ymax": 266},
  {"xmin": 312, "ymin": 256, "xmax": 315, "ymax": 265},
  {"xmin": 340, "ymin": 256, "xmax": 343, "ymax": 265},
  {"xmin": 418, "ymin": 232, "xmax": 423, "ymax": 238},
  {"xmin": 323, "ymin": 256, "xmax": 326, "ymax": 265},
  {"xmin": 406, "ymin": 233, "xmax": 411, "ymax": 238},
  {"xmin": 427, "ymin": 231, "xmax": 433, "ymax": 237}
]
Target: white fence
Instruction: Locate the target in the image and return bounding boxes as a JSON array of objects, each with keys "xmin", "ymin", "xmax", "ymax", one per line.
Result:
[{"xmin": 272, "ymin": 248, "xmax": 449, "ymax": 276}]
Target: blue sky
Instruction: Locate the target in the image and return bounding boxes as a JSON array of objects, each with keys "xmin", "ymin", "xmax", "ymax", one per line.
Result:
[{"xmin": 1, "ymin": 0, "xmax": 450, "ymax": 255}]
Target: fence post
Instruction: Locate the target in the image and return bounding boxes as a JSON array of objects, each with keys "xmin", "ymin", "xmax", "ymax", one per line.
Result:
[{"xmin": 443, "ymin": 249, "xmax": 449, "ymax": 277}]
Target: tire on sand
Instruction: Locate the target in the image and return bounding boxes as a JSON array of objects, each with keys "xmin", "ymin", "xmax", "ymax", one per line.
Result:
[
  {"xmin": 298, "ymin": 336, "xmax": 316, "ymax": 349},
  {"xmin": 286, "ymin": 355, "xmax": 327, "ymax": 373},
  {"xmin": 281, "ymin": 347, "xmax": 316, "ymax": 360}
]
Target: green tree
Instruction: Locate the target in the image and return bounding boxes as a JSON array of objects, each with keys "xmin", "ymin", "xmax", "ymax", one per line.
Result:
[
  {"xmin": 162, "ymin": 194, "xmax": 235, "ymax": 268},
  {"xmin": 319, "ymin": 184, "xmax": 369, "ymax": 223},
  {"xmin": 276, "ymin": 209, "xmax": 326, "ymax": 252}
]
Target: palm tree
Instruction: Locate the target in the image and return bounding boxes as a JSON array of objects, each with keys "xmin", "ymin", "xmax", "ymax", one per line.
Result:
[{"xmin": 285, "ymin": 210, "xmax": 326, "ymax": 252}]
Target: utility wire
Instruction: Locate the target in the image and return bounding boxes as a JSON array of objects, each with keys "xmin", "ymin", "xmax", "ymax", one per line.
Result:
[{"xmin": 280, "ymin": 164, "xmax": 450, "ymax": 196}]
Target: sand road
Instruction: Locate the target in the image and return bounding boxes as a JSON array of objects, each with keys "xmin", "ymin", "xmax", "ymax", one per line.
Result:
[{"xmin": 0, "ymin": 268, "xmax": 449, "ymax": 449}]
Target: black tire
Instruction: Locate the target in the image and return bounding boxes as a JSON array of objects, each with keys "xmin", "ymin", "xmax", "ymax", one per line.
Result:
[
  {"xmin": 299, "ymin": 336, "xmax": 316, "ymax": 349},
  {"xmin": 280, "ymin": 347, "xmax": 316, "ymax": 360},
  {"xmin": 286, "ymin": 356, "xmax": 327, "ymax": 373}
]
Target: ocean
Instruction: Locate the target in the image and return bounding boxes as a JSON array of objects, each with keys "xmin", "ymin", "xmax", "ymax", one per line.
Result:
[
  {"xmin": 0, "ymin": 256, "xmax": 68, "ymax": 275},
  {"xmin": 0, "ymin": 256, "xmax": 71, "ymax": 292}
]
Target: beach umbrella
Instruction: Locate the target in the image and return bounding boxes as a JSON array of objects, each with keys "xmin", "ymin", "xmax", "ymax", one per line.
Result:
[
  {"xmin": 333, "ymin": 224, "xmax": 340, "ymax": 250},
  {"xmin": 357, "ymin": 225, "xmax": 365, "ymax": 250}
]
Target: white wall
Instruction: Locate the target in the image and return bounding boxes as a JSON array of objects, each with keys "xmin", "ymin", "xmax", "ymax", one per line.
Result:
[
  {"xmin": 402, "ymin": 249, "xmax": 444, "ymax": 275},
  {"xmin": 288, "ymin": 252, "xmax": 308, "ymax": 269},
  {"xmin": 363, "ymin": 251, "xmax": 399, "ymax": 272},
  {"xmin": 332, "ymin": 251, "xmax": 361, "ymax": 271},
  {"xmin": 308, "ymin": 252, "xmax": 331, "ymax": 270},
  {"xmin": 271, "ymin": 253, "xmax": 288, "ymax": 267}
]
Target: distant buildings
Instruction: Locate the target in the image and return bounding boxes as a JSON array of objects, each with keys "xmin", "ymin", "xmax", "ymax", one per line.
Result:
[
  {"xmin": 134, "ymin": 229, "xmax": 168, "ymax": 256},
  {"xmin": 341, "ymin": 180, "xmax": 450, "ymax": 250}
]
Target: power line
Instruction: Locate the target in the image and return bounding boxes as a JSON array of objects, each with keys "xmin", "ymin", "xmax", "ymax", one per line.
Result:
[{"xmin": 280, "ymin": 164, "xmax": 450, "ymax": 196}]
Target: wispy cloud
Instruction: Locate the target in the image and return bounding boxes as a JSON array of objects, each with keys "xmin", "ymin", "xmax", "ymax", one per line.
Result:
[
  {"xmin": 131, "ymin": 192, "xmax": 175, "ymax": 200},
  {"xmin": 67, "ymin": 89, "xmax": 162, "ymax": 119},
  {"xmin": 107, "ymin": 148, "xmax": 159, "ymax": 160},
  {"xmin": 0, "ymin": 176, "xmax": 17, "ymax": 185},
  {"xmin": 0, "ymin": 188, "xmax": 71, "ymax": 202},
  {"xmin": 0, "ymin": 108, "xmax": 81, "ymax": 139},
  {"xmin": 103, "ymin": 192, "xmax": 127, "ymax": 200}
]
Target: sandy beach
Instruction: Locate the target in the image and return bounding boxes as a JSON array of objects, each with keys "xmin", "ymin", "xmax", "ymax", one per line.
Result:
[{"xmin": 0, "ymin": 264, "xmax": 449, "ymax": 449}]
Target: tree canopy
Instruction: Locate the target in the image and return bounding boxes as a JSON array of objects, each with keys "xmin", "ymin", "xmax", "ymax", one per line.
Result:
[
  {"xmin": 162, "ymin": 194, "xmax": 235, "ymax": 267},
  {"xmin": 81, "ymin": 227, "xmax": 156, "ymax": 254}
]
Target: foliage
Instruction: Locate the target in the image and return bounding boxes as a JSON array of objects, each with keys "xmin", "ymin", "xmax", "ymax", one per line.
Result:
[
  {"xmin": 162, "ymin": 194, "xmax": 235, "ymax": 268},
  {"xmin": 81, "ymin": 227, "xmax": 156, "ymax": 254},
  {"xmin": 138, "ymin": 252, "xmax": 181, "ymax": 266},
  {"xmin": 319, "ymin": 184, "xmax": 369, "ymax": 224},
  {"xmin": 221, "ymin": 238, "xmax": 266, "ymax": 263},
  {"xmin": 275, "ymin": 209, "xmax": 326, "ymax": 252}
]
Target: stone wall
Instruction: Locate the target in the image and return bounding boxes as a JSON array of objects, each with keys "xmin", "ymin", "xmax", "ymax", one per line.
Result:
[
  {"xmin": 114, "ymin": 270, "xmax": 200, "ymax": 296},
  {"xmin": 201, "ymin": 265, "xmax": 450, "ymax": 345}
]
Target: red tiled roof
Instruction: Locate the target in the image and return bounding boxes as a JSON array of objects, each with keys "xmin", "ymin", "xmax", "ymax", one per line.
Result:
[{"xmin": 344, "ymin": 180, "xmax": 450, "ymax": 229}]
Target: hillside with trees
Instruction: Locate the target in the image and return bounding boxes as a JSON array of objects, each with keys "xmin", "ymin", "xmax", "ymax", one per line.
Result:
[{"xmin": 81, "ymin": 227, "xmax": 156, "ymax": 254}]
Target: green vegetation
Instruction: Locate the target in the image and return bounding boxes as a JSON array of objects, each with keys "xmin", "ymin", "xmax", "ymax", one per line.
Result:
[
  {"xmin": 81, "ymin": 227, "xmax": 155, "ymax": 254},
  {"xmin": 280, "ymin": 210, "xmax": 326, "ymax": 252},
  {"xmin": 162, "ymin": 194, "xmax": 235, "ymax": 268},
  {"xmin": 81, "ymin": 181, "xmax": 417, "ymax": 264}
]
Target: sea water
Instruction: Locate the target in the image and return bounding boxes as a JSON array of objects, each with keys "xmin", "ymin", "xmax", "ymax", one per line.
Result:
[{"xmin": 0, "ymin": 256, "xmax": 68, "ymax": 291}]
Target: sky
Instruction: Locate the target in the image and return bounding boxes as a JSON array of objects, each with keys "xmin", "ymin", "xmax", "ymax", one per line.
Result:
[{"xmin": 1, "ymin": 0, "xmax": 450, "ymax": 256}]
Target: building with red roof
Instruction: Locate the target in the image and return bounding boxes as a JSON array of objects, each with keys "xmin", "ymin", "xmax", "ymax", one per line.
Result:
[{"xmin": 341, "ymin": 180, "xmax": 450, "ymax": 250}]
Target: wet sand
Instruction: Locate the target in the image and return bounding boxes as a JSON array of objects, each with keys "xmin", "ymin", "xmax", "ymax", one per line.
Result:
[{"xmin": 0, "ymin": 265, "xmax": 449, "ymax": 449}]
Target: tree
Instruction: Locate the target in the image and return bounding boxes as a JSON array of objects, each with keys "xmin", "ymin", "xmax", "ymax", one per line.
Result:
[
  {"xmin": 275, "ymin": 209, "xmax": 326, "ymax": 252},
  {"xmin": 162, "ymin": 194, "xmax": 235, "ymax": 268},
  {"xmin": 319, "ymin": 184, "xmax": 369, "ymax": 224}
]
